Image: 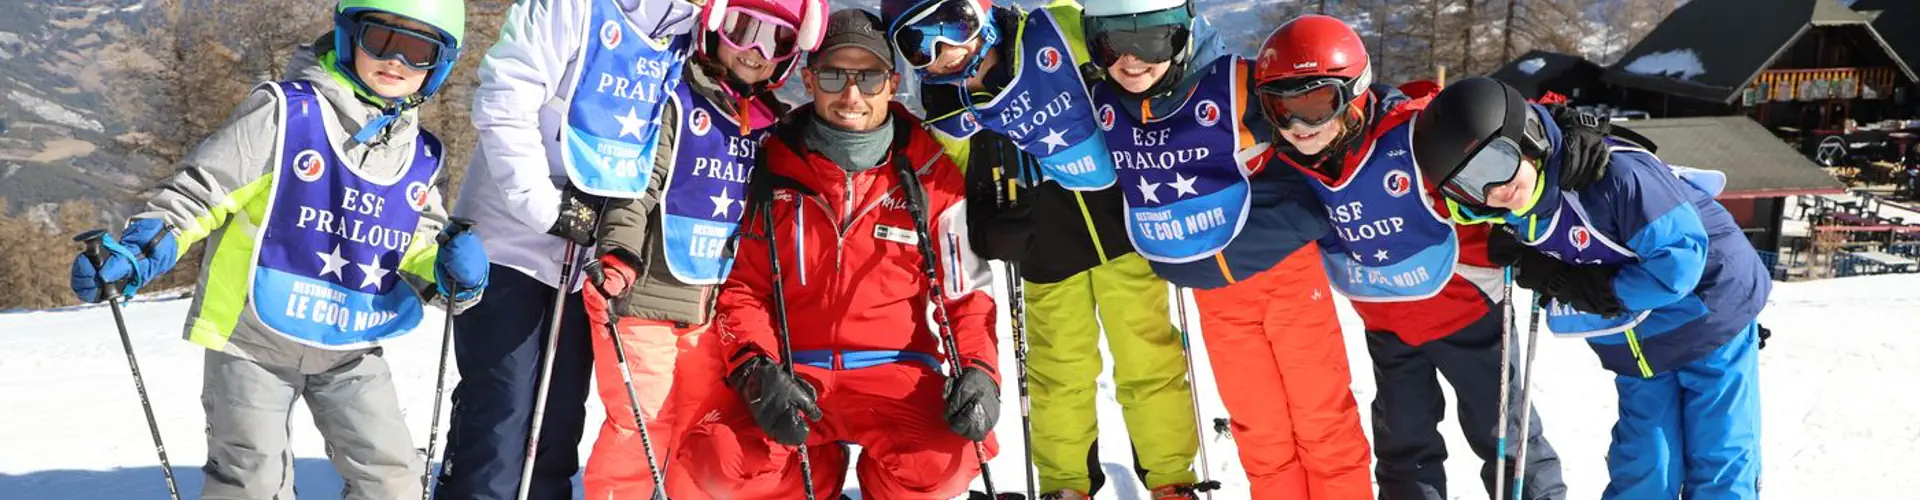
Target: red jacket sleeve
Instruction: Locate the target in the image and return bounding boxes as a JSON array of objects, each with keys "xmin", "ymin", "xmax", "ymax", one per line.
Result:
[
  {"xmin": 715, "ymin": 199, "xmax": 782, "ymax": 374},
  {"xmin": 927, "ymin": 160, "xmax": 1001, "ymax": 382}
]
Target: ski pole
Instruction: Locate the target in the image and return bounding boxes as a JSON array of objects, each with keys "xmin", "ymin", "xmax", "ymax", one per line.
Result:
[
  {"xmin": 1171, "ymin": 286, "xmax": 1221, "ymax": 496},
  {"xmin": 760, "ymin": 197, "xmax": 817, "ymax": 500},
  {"xmin": 605, "ymin": 318, "xmax": 670, "ymax": 500},
  {"xmin": 1511, "ymin": 297, "xmax": 1545, "ymax": 500},
  {"xmin": 516, "ymin": 240, "xmax": 584, "ymax": 500},
  {"xmin": 1002, "ymin": 263, "xmax": 1038, "ymax": 500},
  {"xmin": 994, "ymin": 161, "xmax": 1039, "ymax": 500},
  {"xmin": 1494, "ymin": 268, "xmax": 1514, "ymax": 500},
  {"xmin": 76, "ymin": 230, "xmax": 181, "ymax": 500},
  {"xmin": 420, "ymin": 218, "xmax": 473, "ymax": 500},
  {"xmin": 897, "ymin": 159, "xmax": 997, "ymax": 499}
]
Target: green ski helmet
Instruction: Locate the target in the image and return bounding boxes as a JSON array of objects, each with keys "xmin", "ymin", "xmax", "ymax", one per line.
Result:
[
  {"xmin": 1083, "ymin": 0, "xmax": 1196, "ymax": 97},
  {"xmin": 331, "ymin": 0, "xmax": 465, "ymax": 102}
]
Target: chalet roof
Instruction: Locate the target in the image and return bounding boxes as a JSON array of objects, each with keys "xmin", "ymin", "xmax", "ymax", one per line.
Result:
[
  {"xmin": 1619, "ymin": 116, "xmax": 1846, "ymax": 198},
  {"xmin": 1489, "ymin": 50, "xmax": 1594, "ymax": 99},
  {"xmin": 1603, "ymin": 0, "xmax": 1915, "ymax": 104},
  {"xmin": 1848, "ymin": 0, "xmax": 1920, "ymax": 84}
]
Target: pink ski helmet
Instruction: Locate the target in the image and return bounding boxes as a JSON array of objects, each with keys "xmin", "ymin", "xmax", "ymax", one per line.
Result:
[{"xmin": 698, "ymin": 0, "xmax": 827, "ymax": 91}]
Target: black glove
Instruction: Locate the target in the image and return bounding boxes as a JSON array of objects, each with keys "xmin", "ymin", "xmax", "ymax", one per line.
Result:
[
  {"xmin": 728, "ymin": 356, "xmax": 822, "ymax": 447},
  {"xmin": 1513, "ymin": 251, "xmax": 1627, "ymax": 317},
  {"xmin": 944, "ymin": 367, "xmax": 1000, "ymax": 442},
  {"xmin": 549, "ymin": 189, "xmax": 605, "ymax": 246},
  {"xmin": 979, "ymin": 204, "xmax": 1035, "ymax": 263},
  {"xmin": 1486, "ymin": 229, "xmax": 1526, "ymax": 267},
  {"xmin": 1545, "ymin": 104, "xmax": 1612, "ymax": 191}
]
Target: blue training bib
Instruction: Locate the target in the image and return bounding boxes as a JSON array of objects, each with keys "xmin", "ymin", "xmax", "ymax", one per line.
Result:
[
  {"xmin": 247, "ymin": 81, "xmax": 439, "ymax": 348},
  {"xmin": 927, "ymin": 9, "xmax": 1115, "ymax": 191},
  {"xmin": 1510, "ymin": 192, "xmax": 1651, "ymax": 338},
  {"xmin": 1309, "ymin": 122, "xmax": 1460, "ymax": 301},
  {"xmin": 658, "ymin": 84, "xmax": 763, "ymax": 284},
  {"xmin": 560, "ymin": 0, "xmax": 690, "ymax": 198},
  {"xmin": 1093, "ymin": 57, "xmax": 1251, "ymax": 264}
]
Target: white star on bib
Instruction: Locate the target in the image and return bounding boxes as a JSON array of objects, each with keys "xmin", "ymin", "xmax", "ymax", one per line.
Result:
[
  {"xmin": 316, "ymin": 245, "xmax": 348, "ymax": 280},
  {"xmin": 1038, "ymin": 128, "xmax": 1069, "ymax": 154},
  {"xmin": 615, "ymin": 107, "xmax": 646, "ymax": 140},
  {"xmin": 356, "ymin": 259, "xmax": 389, "ymax": 290},
  {"xmin": 1137, "ymin": 176, "xmax": 1163, "ymax": 204},
  {"xmin": 711, "ymin": 188, "xmax": 737, "ymax": 217},
  {"xmin": 1169, "ymin": 173, "xmax": 1200, "ymax": 198}
]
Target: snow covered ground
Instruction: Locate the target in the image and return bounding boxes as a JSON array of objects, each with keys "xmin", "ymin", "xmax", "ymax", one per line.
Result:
[{"xmin": 3, "ymin": 271, "xmax": 1917, "ymax": 499}]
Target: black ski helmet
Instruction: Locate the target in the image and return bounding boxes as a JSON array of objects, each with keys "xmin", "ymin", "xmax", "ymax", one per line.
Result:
[{"xmin": 1411, "ymin": 77, "xmax": 1550, "ymax": 204}]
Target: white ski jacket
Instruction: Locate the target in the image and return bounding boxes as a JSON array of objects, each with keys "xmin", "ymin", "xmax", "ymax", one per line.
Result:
[{"xmin": 453, "ymin": 0, "xmax": 700, "ymax": 289}]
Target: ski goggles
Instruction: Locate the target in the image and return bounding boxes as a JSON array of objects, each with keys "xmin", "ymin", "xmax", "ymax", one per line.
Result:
[
  {"xmin": 354, "ymin": 18, "xmax": 451, "ymax": 69},
  {"xmin": 888, "ymin": 0, "xmax": 990, "ymax": 70},
  {"xmin": 813, "ymin": 68, "xmax": 892, "ymax": 95},
  {"xmin": 1086, "ymin": 9, "xmax": 1189, "ymax": 66},
  {"xmin": 1257, "ymin": 77, "xmax": 1352, "ymax": 128},
  {"xmin": 1440, "ymin": 135, "xmax": 1529, "ymax": 209},
  {"xmin": 718, "ymin": 7, "xmax": 803, "ymax": 62}
]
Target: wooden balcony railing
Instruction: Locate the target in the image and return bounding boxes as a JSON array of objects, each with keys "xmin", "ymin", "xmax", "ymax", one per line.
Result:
[{"xmin": 1745, "ymin": 67, "xmax": 1898, "ymax": 104}]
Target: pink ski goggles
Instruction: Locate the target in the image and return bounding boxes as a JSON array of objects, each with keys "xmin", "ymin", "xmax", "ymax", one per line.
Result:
[{"xmin": 717, "ymin": 7, "xmax": 802, "ymax": 62}]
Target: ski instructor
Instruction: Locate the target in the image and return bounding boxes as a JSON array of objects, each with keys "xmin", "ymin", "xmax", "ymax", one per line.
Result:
[
  {"xmin": 437, "ymin": 0, "xmax": 699, "ymax": 498},
  {"xmin": 881, "ymin": 0, "xmax": 1204, "ymax": 497},
  {"xmin": 676, "ymin": 8, "xmax": 1001, "ymax": 499}
]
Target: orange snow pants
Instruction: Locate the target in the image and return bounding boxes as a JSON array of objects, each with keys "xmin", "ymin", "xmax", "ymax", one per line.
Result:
[
  {"xmin": 583, "ymin": 317, "xmax": 723, "ymax": 500},
  {"xmin": 1190, "ymin": 246, "xmax": 1373, "ymax": 499}
]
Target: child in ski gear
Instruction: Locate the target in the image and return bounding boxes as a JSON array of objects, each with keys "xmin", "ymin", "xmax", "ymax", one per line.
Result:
[
  {"xmin": 1412, "ymin": 77, "xmax": 1767, "ymax": 500},
  {"xmin": 1082, "ymin": 3, "xmax": 1368, "ymax": 498},
  {"xmin": 1252, "ymin": 16, "xmax": 1567, "ymax": 500},
  {"xmin": 576, "ymin": 0, "xmax": 824, "ymax": 497},
  {"xmin": 439, "ymin": 0, "xmax": 699, "ymax": 497},
  {"xmin": 675, "ymin": 9, "xmax": 1001, "ymax": 499},
  {"xmin": 883, "ymin": 0, "xmax": 1202, "ymax": 497},
  {"xmin": 66, "ymin": 1, "xmax": 474, "ymax": 497}
]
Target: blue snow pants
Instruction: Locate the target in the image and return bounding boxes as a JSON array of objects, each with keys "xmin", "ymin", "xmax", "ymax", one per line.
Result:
[
  {"xmin": 1602, "ymin": 322, "xmax": 1761, "ymax": 500},
  {"xmin": 436, "ymin": 265, "xmax": 595, "ymax": 500}
]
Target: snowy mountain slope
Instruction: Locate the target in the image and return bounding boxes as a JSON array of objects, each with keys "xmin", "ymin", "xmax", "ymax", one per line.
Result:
[{"xmin": 1, "ymin": 271, "xmax": 1916, "ymax": 499}]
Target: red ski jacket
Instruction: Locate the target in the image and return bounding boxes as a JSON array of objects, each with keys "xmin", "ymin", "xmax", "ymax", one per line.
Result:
[{"xmin": 715, "ymin": 103, "xmax": 1000, "ymax": 381}]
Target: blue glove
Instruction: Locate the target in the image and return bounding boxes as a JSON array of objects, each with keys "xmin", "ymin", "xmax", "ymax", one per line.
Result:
[
  {"xmin": 433, "ymin": 222, "xmax": 489, "ymax": 308},
  {"xmin": 70, "ymin": 219, "xmax": 180, "ymax": 303}
]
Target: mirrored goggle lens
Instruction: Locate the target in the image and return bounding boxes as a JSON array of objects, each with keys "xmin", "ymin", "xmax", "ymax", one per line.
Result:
[
  {"xmin": 816, "ymin": 69, "xmax": 890, "ymax": 94},
  {"xmin": 1444, "ymin": 137, "xmax": 1526, "ymax": 206},
  {"xmin": 1257, "ymin": 80, "xmax": 1344, "ymax": 127},
  {"xmin": 358, "ymin": 21, "xmax": 444, "ymax": 69},
  {"xmin": 891, "ymin": 0, "xmax": 985, "ymax": 68},
  {"xmin": 721, "ymin": 8, "xmax": 801, "ymax": 62},
  {"xmin": 1094, "ymin": 25, "xmax": 1183, "ymax": 65}
]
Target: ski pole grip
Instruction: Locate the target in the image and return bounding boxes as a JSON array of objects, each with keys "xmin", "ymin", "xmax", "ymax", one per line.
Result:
[
  {"xmin": 75, "ymin": 229, "xmax": 111, "ymax": 270},
  {"xmin": 438, "ymin": 218, "xmax": 476, "ymax": 245}
]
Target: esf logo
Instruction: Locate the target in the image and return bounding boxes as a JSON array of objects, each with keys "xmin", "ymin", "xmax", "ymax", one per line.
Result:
[
  {"xmin": 1383, "ymin": 170, "xmax": 1412, "ymax": 198},
  {"xmin": 1037, "ymin": 46, "xmax": 1063, "ymax": 73},
  {"xmin": 406, "ymin": 181, "xmax": 431, "ymax": 213},
  {"xmin": 961, "ymin": 111, "xmax": 980, "ymax": 132},
  {"xmin": 1097, "ymin": 105, "xmax": 1115, "ymax": 131},
  {"xmin": 1194, "ymin": 100, "xmax": 1221, "ymax": 127},
  {"xmin": 1569, "ymin": 226, "xmax": 1592, "ymax": 250},
  {"xmin": 293, "ymin": 150, "xmax": 325, "ymax": 182},
  {"xmin": 689, "ymin": 107, "xmax": 713, "ymax": 136},
  {"xmin": 600, "ymin": 20, "xmax": 622, "ymax": 50}
]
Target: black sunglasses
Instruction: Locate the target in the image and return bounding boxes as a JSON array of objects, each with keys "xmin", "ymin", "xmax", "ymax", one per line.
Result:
[{"xmin": 813, "ymin": 68, "xmax": 892, "ymax": 95}]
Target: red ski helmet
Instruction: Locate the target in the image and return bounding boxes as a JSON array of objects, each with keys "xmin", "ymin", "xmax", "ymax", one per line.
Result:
[{"xmin": 1252, "ymin": 15, "xmax": 1373, "ymax": 132}]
